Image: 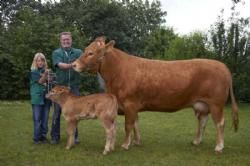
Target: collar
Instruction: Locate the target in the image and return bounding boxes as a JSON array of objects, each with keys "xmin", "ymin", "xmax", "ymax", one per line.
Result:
[{"xmin": 61, "ymin": 47, "xmax": 73, "ymax": 54}]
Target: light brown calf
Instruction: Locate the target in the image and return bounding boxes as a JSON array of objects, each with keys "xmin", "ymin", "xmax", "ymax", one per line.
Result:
[{"xmin": 46, "ymin": 85, "xmax": 118, "ymax": 155}]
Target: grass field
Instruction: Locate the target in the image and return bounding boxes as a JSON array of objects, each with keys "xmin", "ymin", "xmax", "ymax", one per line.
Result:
[{"xmin": 0, "ymin": 101, "xmax": 250, "ymax": 166}]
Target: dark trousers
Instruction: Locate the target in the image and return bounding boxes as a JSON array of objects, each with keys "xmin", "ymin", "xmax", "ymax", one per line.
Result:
[
  {"xmin": 32, "ymin": 99, "xmax": 51, "ymax": 141},
  {"xmin": 50, "ymin": 86, "xmax": 80, "ymax": 141}
]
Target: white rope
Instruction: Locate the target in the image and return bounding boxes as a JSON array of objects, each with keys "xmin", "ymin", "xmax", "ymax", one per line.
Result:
[{"xmin": 64, "ymin": 51, "xmax": 71, "ymax": 88}]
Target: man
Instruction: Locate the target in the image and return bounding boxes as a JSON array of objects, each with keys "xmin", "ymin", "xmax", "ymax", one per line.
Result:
[{"xmin": 50, "ymin": 32, "xmax": 82, "ymax": 144}]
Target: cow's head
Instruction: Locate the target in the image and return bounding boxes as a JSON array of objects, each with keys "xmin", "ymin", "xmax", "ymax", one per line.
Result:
[
  {"xmin": 72, "ymin": 36, "xmax": 115, "ymax": 73},
  {"xmin": 46, "ymin": 85, "xmax": 70, "ymax": 102}
]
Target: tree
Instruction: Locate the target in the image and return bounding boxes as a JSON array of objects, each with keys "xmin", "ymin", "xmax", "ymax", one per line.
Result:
[
  {"xmin": 0, "ymin": 0, "xmax": 167, "ymax": 99},
  {"xmin": 0, "ymin": 0, "xmax": 87, "ymax": 99},
  {"xmin": 121, "ymin": 0, "xmax": 167, "ymax": 55},
  {"xmin": 51, "ymin": 0, "xmax": 166, "ymax": 54},
  {"xmin": 165, "ymin": 31, "xmax": 212, "ymax": 60},
  {"xmin": 209, "ymin": 5, "xmax": 250, "ymax": 102},
  {"xmin": 144, "ymin": 27, "xmax": 176, "ymax": 59}
]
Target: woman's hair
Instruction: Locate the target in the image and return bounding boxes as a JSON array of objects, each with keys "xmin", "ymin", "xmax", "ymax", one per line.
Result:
[{"xmin": 30, "ymin": 52, "xmax": 48, "ymax": 70}]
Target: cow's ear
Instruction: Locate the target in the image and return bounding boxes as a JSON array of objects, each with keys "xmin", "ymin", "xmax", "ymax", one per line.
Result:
[
  {"xmin": 105, "ymin": 40, "xmax": 115, "ymax": 52},
  {"xmin": 95, "ymin": 36, "xmax": 106, "ymax": 43}
]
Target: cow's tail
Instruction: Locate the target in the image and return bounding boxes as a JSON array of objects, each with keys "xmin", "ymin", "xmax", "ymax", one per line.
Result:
[{"xmin": 230, "ymin": 79, "xmax": 239, "ymax": 132}]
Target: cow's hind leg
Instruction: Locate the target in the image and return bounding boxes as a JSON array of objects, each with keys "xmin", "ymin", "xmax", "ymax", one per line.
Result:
[
  {"xmin": 192, "ymin": 102, "xmax": 209, "ymax": 145},
  {"xmin": 210, "ymin": 104, "xmax": 225, "ymax": 153},
  {"xmin": 133, "ymin": 114, "xmax": 141, "ymax": 146}
]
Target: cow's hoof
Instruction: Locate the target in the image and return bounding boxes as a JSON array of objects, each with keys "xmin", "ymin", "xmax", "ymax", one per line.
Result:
[
  {"xmin": 215, "ymin": 150, "xmax": 223, "ymax": 154},
  {"xmin": 121, "ymin": 144, "xmax": 129, "ymax": 150},
  {"xmin": 214, "ymin": 147, "xmax": 223, "ymax": 154},
  {"xmin": 214, "ymin": 144, "xmax": 224, "ymax": 154}
]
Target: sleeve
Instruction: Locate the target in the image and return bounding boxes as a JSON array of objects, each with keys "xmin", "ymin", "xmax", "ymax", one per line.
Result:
[
  {"xmin": 30, "ymin": 70, "xmax": 40, "ymax": 82},
  {"xmin": 52, "ymin": 51, "xmax": 63, "ymax": 67}
]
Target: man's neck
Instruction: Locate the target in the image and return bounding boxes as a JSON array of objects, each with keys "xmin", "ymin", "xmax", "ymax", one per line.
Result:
[{"xmin": 63, "ymin": 47, "xmax": 72, "ymax": 52}]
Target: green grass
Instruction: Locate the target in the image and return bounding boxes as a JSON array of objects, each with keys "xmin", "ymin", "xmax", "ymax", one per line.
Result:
[{"xmin": 0, "ymin": 101, "xmax": 250, "ymax": 166}]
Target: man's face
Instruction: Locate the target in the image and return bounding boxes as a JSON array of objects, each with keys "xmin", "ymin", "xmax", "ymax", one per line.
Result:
[{"xmin": 60, "ymin": 34, "xmax": 72, "ymax": 49}]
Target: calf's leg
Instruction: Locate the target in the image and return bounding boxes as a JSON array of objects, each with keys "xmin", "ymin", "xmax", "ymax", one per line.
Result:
[
  {"xmin": 102, "ymin": 119, "xmax": 114, "ymax": 155},
  {"xmin": 66, "ymin": 120, "xmax": 77, "ymax": 150},
  {"xmin": 110, "ymin": 120, "xmax": 116, "ymax": 151}
]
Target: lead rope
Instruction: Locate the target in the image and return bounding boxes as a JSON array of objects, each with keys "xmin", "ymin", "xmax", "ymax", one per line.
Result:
[
  {"xmin": 64, "ymin": 51, "xmax": 71, "ymax": 88},
  {"xmin": 47, "ymin": 69, "xmax": 50, "ymax": 93},
  {"xmin": 47, "ymin": 69, "xmax": 57, "ymax": 121}
]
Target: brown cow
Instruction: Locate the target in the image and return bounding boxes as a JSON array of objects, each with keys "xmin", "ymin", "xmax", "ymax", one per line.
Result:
[
  {"xmin": 72, "ymin": 37, "xmax": 239, "ymax": 153},
  {"xmin": 46, "ymin": 85, "xmax": 118, "ymax": 155}
]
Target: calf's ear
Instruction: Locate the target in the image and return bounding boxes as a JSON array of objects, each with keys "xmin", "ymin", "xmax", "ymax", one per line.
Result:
[{"xmin": 105, "ymin": 40, "xmax": 115, "ymax": 52}]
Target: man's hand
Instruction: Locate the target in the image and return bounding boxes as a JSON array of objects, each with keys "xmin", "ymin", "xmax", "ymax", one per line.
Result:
[{"xmin": 57, "ymin": 62, "xmax": 72, "ymax": 69}]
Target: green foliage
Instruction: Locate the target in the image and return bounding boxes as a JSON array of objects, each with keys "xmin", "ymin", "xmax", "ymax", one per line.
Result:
[
  {"xmin": 121, "ymin": 0, "xmax": 167, "ymax": 55},
  {"xmin": 163, "ymin": 31, "xmax": 213, "ymax": 60},
  {"xmin": 0, "ymin": 0, "xmax": 165, "ymax": 99},
  {"xmin": 79, "ymin": 72, "xmax": 99, "ymax": 95},
  {"xmin": 52, "ymin": 0, "xmax": 166, "ymax": 55},
  {"xmin": 144, "ymin": 27, "xmax": 177, "ymax": 59},
  {"xmin": 209, "ymin": 8, "xmax": 250, "ymax": 102},
  {"xmin": 0, "ymin": 58, "xmax": 19, "ymax": 99}
]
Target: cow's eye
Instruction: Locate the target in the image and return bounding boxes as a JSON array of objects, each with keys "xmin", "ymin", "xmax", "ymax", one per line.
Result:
[{"xmin": 88, "ymin": 52, "xmax": 93, "ymax": 56}]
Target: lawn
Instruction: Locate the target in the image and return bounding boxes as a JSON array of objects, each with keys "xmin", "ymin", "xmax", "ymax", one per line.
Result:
[{"xmin": 0, "ymin": 101, "xmax": 250, "ymax": 166}]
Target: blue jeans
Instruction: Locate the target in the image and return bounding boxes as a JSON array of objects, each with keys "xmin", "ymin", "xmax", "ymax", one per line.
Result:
[
  {"xmin": 32, "ymin": 99, "xmax": 51, "ymax": 141},
  {"xmin": 50, "ymin": 86, "xmax": 80, "ymax": 141}
]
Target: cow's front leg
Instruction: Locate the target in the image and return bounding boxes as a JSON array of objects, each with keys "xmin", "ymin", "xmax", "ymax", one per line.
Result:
[{"xmin": 122, "ymin": 110, "xmax": 137, "ymax": 150}]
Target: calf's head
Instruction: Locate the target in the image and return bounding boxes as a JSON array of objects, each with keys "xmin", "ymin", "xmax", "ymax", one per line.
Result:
[
  {"xmin": 46, "ymin": 85, "xmax": 70, "ymax": 102},
  {"xmin": 72, "ymin": 36, "xmax": 115, "ymax": 73}
]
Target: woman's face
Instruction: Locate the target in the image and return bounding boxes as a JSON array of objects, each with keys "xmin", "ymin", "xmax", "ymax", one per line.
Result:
[{"xmin": 36, "ymin": 57, "xmax": 45, "ymax": 68}]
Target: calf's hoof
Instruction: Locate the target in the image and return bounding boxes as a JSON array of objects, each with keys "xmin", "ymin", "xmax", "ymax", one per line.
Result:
[
  {"xmin": 121, "ymin": 144, "xmax": 129, "ymax": 150},
  {"xmin": 65, "ymin": 146, "xmax": 71, "ymax": 150},
  {"xmin": 192, "ymin": 140, "xmax": 201, "ymax": 146},
  {"xmin": 103, "ymin": 150, "xmax": 110, "ymax": 155}
]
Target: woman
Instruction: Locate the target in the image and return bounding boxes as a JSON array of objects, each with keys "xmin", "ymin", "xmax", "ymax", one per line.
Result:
[{"xmin": 30, "ymin": 53, "xmax": 51, "ymax": 144}]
